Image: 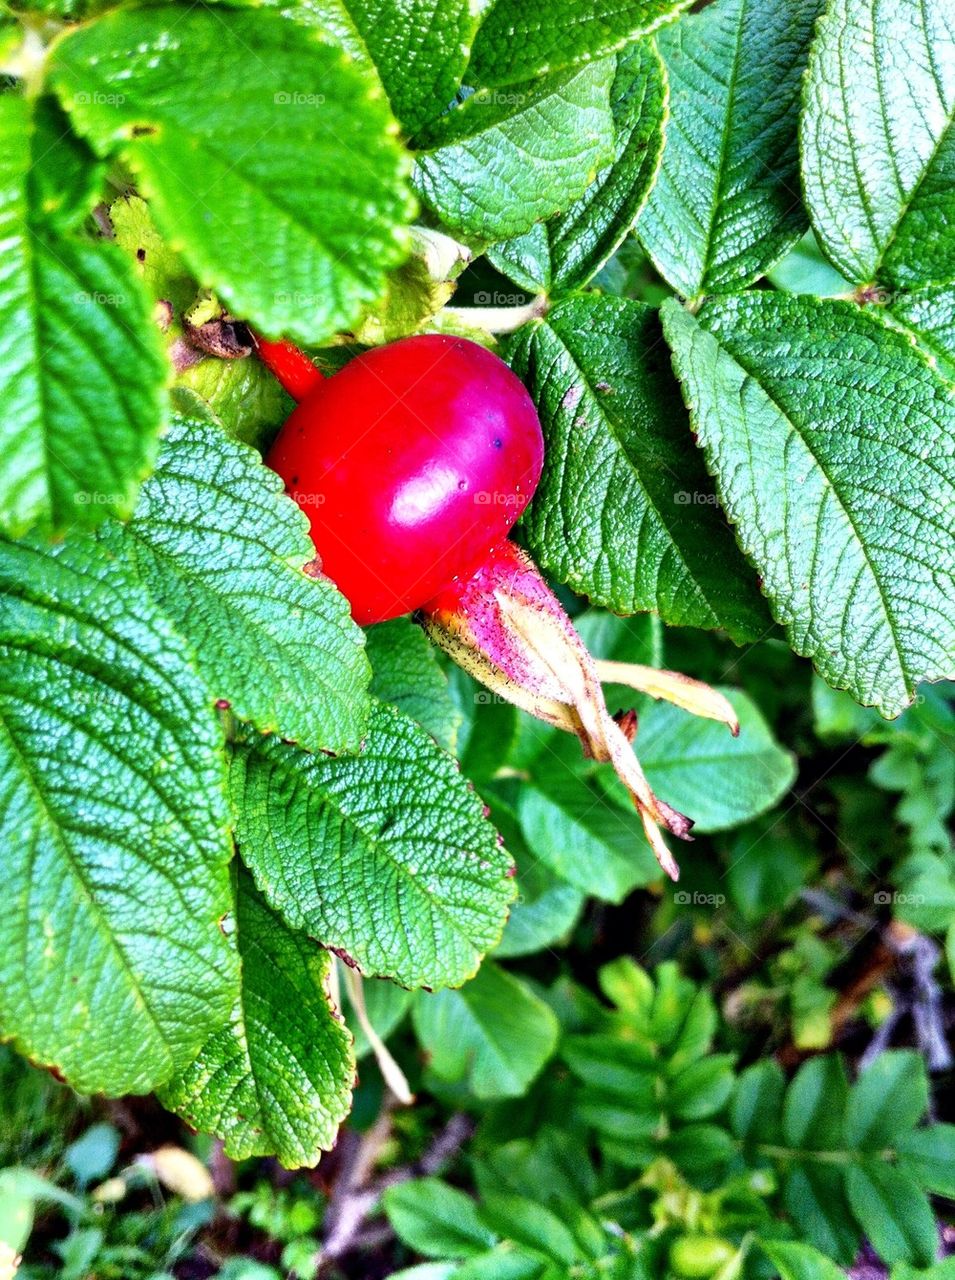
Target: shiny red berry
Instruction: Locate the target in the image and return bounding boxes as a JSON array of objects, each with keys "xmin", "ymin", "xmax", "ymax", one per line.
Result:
[{"xmin": 267, "ymin": 334, "xmax": 544, "ymax": 625}]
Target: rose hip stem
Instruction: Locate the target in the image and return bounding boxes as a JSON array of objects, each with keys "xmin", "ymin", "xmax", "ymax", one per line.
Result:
[{"xmin": 251, "ymin": 332, "xmax": 324, "ymax": 402}]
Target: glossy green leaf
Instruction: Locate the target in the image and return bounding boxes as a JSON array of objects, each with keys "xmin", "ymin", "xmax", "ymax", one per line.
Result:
[
  {"xmin": 101, "ymin": 417, "xmax": 370, "ymax": 755},
  {"xmin": 468, "ymin": 0, "xmax": 690, "ymax": 86},
  {"xmin": 638, "ymin": 0, "xmax": 820, "ymax": 297},
  {"xmin": 413, "ymin": 62, "xmax": 615, "ymax": 239},
  {"xmin": 345, "ymin": 0, "xmax": 478, "ymax": 134},
  {"xmin": 366, "ymin": 617, "xmax": 461, "ymax": 753},
  {"xmin": 0, "ymin": 535, "xmax": 237, "ymax": 1095},
  {"xmin": 487, "ymin": 40, "xmax": 667, "ymax": 292},
  {"xmin": 0, "ymin": 95, "xmax": 166, "ymax": 536},
  {"xmin": 802, "ymin": 0, "xmax": 955, "ymax": 287},
  {"xmin": 413, "ymin": 961, "xmax": 559, "ymax": 1098},
  {"xmin": 662, "ymin": 293, "xmax": 955, "ymax": 716},
  {"xmin": 159, "ymin": 871, "xmax": 353, "ymax": 1168},
  {"xmin": 231, "ymin": 703, "xmax": 514, "ymax": 989},
  {"xmin": 50, "ymin": 7, "xmax": 414, "ymax": 346},
  {"xmin": 508, "ymin": 297, "xmax": 767, "ymax": 642},
  {"xmin": 385, "ymin": 1178, "xmax": 496, "ymax": 1259}
]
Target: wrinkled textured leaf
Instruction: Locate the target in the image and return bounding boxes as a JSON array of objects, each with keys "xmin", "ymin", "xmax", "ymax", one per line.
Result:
[
  {"xmin": 662, "ymin": 294, "xmax": 955, "ymax": 716},
  {"xmin": 508, "ymin": 297, "xmax": 768, "ymax": 642},
  {"xmin": 638, "ymin": 0, "xmax": 820, "ymax": 297},
  {"xmin": 802, "ymin": 0, "xmax": 955, "ymax": 287},
  {"xmin": 413, "ymin": 62, "xmax": 615, "ymax": 239},
  {"xmin": 488, "ymin": 41, "xmax": 667, "ymax": 293},
  {"xmin": 231, "ymin": 703, "xmax": 514, "ymax": 989},
  {"xmin": 468, "ymin": 0, "xmax": 690, "ymax": 86},
  {"xmin": 344, "ymin": 0, "xmax": 477, "ymax": 134},
  {"xmin": 160, "ymin": 871, "xmax": 353, "ymax": 1168},
  {"xmin": 50, "ymin": 7, "xmax": 414, "ymax": 345},
  {"xmin": 0, "ymin": 535, "xmax": 237, "ymax": 1095},
  {"xmin": 100, "ymin": 417, "xmax": 369, "ymax": 756},
  {"xmin": 413, "ymin": 961, "xmax": 559, "ymax": 1098},
  {"xmin": 890, "ymin": 283, "xmax": 955, "ymax": 379},
  {"xmin": 0, "ymin": 95, "xmax": 166, "ymax": 536}
]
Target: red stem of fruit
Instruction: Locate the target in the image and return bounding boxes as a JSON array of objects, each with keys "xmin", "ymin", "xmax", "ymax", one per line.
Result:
[{"xmin": 251, "ymin": 333, "xmax": 324, "ymax": 402}]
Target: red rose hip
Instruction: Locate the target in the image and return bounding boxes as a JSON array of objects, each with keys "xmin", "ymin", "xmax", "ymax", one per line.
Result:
[{"xmin": 267, "ymin": 333, "xmax": 544, "ymax": 625}]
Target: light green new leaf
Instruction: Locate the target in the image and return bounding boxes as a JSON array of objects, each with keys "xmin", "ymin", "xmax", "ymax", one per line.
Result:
[
  {"xmin": 159, "ymin": 871, "xmax": 353, "ymax": 1168},
  {"xmin": 49, "ymin": 7, "xmax": 415, "ymax": 346},
  {"xmin": 662, "ymin": 294, "xmax": 955, "ymax": 716},
  {"xmin": 0, "ymin": 96, "xmax": 166, "ymax": 536},
  {"xmin": 488, "ymin": 40, "xmax": 667, "ymax": 293},
  {"xmin": 508, "ymin": 297, "xmax": 768, "ymax": 642},
  {"xmin": 413, "ymin": 961, "xmax": 559, "ymax": 1098},
  {"xmin": 384, "ymin": 1178, "xmax": 496, "ymax": 1259},
  {"xmin": 0, "ymin": 535, "xmax": 237, "ymax": 1095},
  {"xmin": 468, "ymin": 0, "xmax": 690, "ymax": 86},
  {"xmin": 366, "ymin": 617, "xmax": 461, "ymax": 753},
  {"xmin": 802, "ymin": 0, "xmax": 955, "ymax": 288},
  {"xmin": 628, "ymin": 689, "xmax": 795, "ymax": 833},
  {"xmin": 413, "ymin": 61, "xmax": 615, "ymax": 240},
  {"xmin": 100, "ymin": 417, "xmax": 369, "ymax": 756},
  {"xmin": 638, "ymin": 0, "xmax": 821, "ymax": 297},
  {"xmin": 231, "ymin": 703, "xmax": 514, "ymax": 989}
]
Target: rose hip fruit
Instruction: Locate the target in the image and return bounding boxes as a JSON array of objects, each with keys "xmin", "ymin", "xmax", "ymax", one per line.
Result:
[{"xmin": 266, "ymin": 333, "xmax": 544, "ymax": 625}]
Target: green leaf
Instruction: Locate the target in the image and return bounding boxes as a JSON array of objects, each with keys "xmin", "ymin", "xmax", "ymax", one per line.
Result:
[
  {"xmin": 341, "ymin": 973, "xmax": 413, "ymax": 1059},
  {"xmin": 413, "ymin": 62, "xmax": 615, "ymax": 240},
  {"xmin": 782, "ymin": 1165, "xmax": 859, "ymax": 1265},
  {"xmin": 630, "ymin": 688, "xmax": 796, "ymax": 833},
  {"xmin": 890, "ymin": 284, "xmax": 955, "ymax": 380},
  {"xmin": 665, "ymin": 1054, "xmax": 735, "ymax": 1120},
  {"xmin": 730, "ymin": 1059, "xmax": 786, "ymax": 1145},
  {"xmin": 49, "ymin": 7, "xmax": 414, "ymax": 346},
  {"xmin": 366, "ymin": 618, "xmax": 461, "ymax": 753},
  {"xmin": 724, "ymin": 818, "xmax": 816, "ymax": 923},
  {"xmin": 0, "ymin": 95, "xmax": 166, "ymax": 536},
  {"xmin": 468, "ymin": 0, "xmax": 690, "ymax": 86},
  {"xmin": 896, "ymin": 1124, "xmax": 955, "ymax": 1198},
  {"xmin": 159, "ymin": 871, "xmax": 353, "ymax": 1169},
  {"xmin": 0, "ymin": 534, "xmax": 237, "ymax": 1095},
  {"xmin": 385, "ymin": 1178, "xmax": 496, "ymax": 1259},
  {"xmin": 100, "ymin": 417, "xmax": 369, "ymax": 756},
  {"xmin": 801, "ymin": 0, "xmax": 955, "ymax": 288},
  {"xmin": 767, "ymin": 229, "xmax": 855, "ymax": 298},
  {"xmin": 844, "ymin": 1161, "xmax": 938, "ymax": 1267},
  {"xmin": 344, "ymin": 0, "xmax": 478, "ymax": 134},
  {"xmin": 413, "ymin": 961, "xmax": 559, "ymax": 1098},
  {"xmin": 517, "ymin": 773, "xmax": 660, "ymax": 903},
  {"xmin": 477, "ymin": 1195, "xmax": 577, "ymax": 1267},
  {"xmin": 487, "ymin": 40, "xmax": 667, "ymax": 292},
  {"xmin": 494, "ymin": 809, "xmax": 584, "ymax": 959},
  {"xmin": 638, "ymin": 0, "xmax": 820, "ymax": 297},
  {"xmin": 662, "ymin": 293, "xmax": 955, "ymax": 717},
  {"xmin": 760, "ymin": 1240, "xmax": 846, "ymax": 1280},
  {"xmin": 783, "ymin": 1056, "xmax": 848, "ymax": 1149},
  {"xmin": 845, "ymin": 1051, "xmax": 929, "ymax": 1149},
  {"xmin": 231, "ymin": 703, "xmax": 514, "ymax": 989},
  {"xmin": 508, "ymin": 297, "xmax": 767, "ymax": 642}
]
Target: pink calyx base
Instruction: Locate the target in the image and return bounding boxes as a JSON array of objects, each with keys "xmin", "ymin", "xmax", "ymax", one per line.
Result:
[{"xmin": 421, "ymin": 541, "xmax": 740, "ymax": 882}]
